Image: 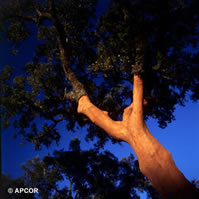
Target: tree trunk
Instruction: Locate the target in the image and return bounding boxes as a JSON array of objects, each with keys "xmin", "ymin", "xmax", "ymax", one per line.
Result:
[
  {"xmin": 127, "ymin": 121, "xmax": 197, "ymax": 199},
  {"xmin": 127, "ymin": 75, "xmax": 198, "ymax": 198},
  {"xmin": 46, "ymin": 1, "xmax": 198, "ymax": 197},
  {"xmin": 77, "ymin": 74, "xmax": 199, "ymax": 199}
]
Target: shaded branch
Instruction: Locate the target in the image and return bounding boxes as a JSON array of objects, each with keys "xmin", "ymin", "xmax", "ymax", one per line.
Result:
[
  {"xmin": 48, "ymin": 0, "xmax": 87, "ymax": 102},
  {"xmin": 132, "ymin": 34, "xmax": 146, "ymax": 73},
  {"xmin": 3, "ymin": 9, "xmax": 51, "ymax": 25},
  {"xmin": 67, "ymin": 175, "xmax": 73, "ymax": 198},
  {"xmin": 35, "ymin": 9, "xmax": 51, "ymax": 19}
]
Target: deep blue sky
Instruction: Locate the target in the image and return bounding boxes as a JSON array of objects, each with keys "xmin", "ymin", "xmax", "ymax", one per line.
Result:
[
  {"xmin": 1, "ymin": 1, "xmax": 199, "ymax": 198},
  {"xmin": 1, "ymin": 28, "xmax": 199, "ymax": 199}
]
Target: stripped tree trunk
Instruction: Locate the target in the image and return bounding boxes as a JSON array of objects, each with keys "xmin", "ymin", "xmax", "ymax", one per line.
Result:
[
  {"xmin": 77, "ymin": 74, "xmax": 198, "ymax": 199},
  {"xmin": 47, "ymin": 1, "xmax": 199, "ymax": 197}
]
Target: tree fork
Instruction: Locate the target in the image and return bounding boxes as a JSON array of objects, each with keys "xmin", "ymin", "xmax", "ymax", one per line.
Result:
[
  {"xmin": 48, "ymin": 2, "xmax": 198, "ymax": 197},
  {"xmin": 78, "ymin": 74, "xmax": 199, "ymax": 199}
]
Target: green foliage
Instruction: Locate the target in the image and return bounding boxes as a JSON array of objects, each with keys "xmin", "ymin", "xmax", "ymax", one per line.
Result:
[
  {"xmin": 0, "ymin": 0, "xmax": 199, "ymax": 148},
  {"xmin": 97, "ymin": 0, "xmax": 199, "ymax": 127},
  {"xmin": 1, "ymin": 2, "xmax": 199, "ymax": 198},
  {"xmin": 6, "ymin": 21, "xmax": 30, "ymax": 42},
  {"xmin": 20, "ymin": 139, "xmax": 160, "ymax": 199}
]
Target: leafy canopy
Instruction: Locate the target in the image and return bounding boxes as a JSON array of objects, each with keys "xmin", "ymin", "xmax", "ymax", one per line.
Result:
[
  {"xmin": 1, "ymin": 0, "xmax": 199, "ymax": 149},
  {"xmin": 21, "ymin": 138, "xmax": 160, "ymax": 199}
]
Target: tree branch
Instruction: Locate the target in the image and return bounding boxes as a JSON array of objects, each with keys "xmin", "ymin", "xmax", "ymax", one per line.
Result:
[
  {"xmin": 4, "ymin": 9, "xmax": 51, "ymax": 24},
  {"xmin": 35, "ymin": 9, "xmax": 51, "ymax": 19},
  {"xmin": 48, "ymin": 0, "xmax": 87, "ymax": 102},
  {"xmin": 77, "ymin": 74, "xmax": 145, "ymax": 142},
  {"xmin": 130, "ymin": 74, "xmax": 144, "ymax": 126},
  {"xmin": 67, "ymin": 175, "xmax": 73, "ymax": 198},
  {"xmin": 78, "ymin": 96, "xmax": 128, "ymax": 141}
]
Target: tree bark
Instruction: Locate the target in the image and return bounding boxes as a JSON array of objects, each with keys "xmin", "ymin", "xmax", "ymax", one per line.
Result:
[
  {"xmin": 49, "ymin": 0, "xmax": 87, "ymax": 102},
  {"xmin": 48, "ymin": 2, "xmax": 198, "ymax": 196},
  {"xmin": 78, "ymin": 74, "xmax": 199, "ymax": 199}
]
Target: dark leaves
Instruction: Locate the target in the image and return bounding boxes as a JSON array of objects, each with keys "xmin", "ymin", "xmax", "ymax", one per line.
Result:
[
  {"xmin": 1, "ymin": 0, "xmax": 199, "ymax": 147},
  {"xmin": 21, "ymin": 140, "xmax": 160, "ymax": 199}
]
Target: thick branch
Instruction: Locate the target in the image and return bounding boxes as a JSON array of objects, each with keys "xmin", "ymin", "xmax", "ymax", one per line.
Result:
[
  {"xmin": 48, "ymin": 0, "xmax": 87, "ymax": 102},
  {"xmin": 35, "ymin": 9, "xmax": 51, "ymax": 19},
  {"xmin": 77, "ymin": 74, "xmax": 199, "ymax": 199},
  {"xmin": 78, "ymin": 96, "xmax": 128, "ymax": 141},
  {"xmin": 6, "ymin": 8, "xmax": 51, "ymax": 24},
  {"xmin": 132, "ymin": 35, "xmax": 146, "ymax": 73},
  {"xmin": 128, "ymin": 124, "xmax": 198, "ymax": 199},
  {"xmin": 131, "ymin": 74, "xmax": 144, "ymax": 125}
]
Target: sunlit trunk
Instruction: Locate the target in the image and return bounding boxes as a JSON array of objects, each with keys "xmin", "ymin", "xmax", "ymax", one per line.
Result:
[
  {"xmin": 127, "ymin": 123, "xmax": 197, "ymax": 199},
  {"xmin": 77, "ymin": 74, "xmax": 199, "ymax": 199},
  {"xmin": 127, "ymin": 75, "xmax": 198, "ymax": 199},
  {"xmin": 45, "ymin": 2, "xmax": 199, "ymax": 198}
]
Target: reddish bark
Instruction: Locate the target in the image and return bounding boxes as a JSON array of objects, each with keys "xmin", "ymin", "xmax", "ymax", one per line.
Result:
[
  {"xmin": 78, "ymin": 74, "xmax": 199, "ymax": 199},
  {"xmin": 30, "ymin": 2, "xmax": 198, "ymax": 197}
]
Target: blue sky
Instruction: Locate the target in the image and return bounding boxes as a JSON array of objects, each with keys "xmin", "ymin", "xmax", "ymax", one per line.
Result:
[
  {"xmin": 1, "ymin": 1, "xmax": 199, "ymax": 198},
  {"xmin": 1, "ymin": 31, "xmax": 199, "ymax": 198}
]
